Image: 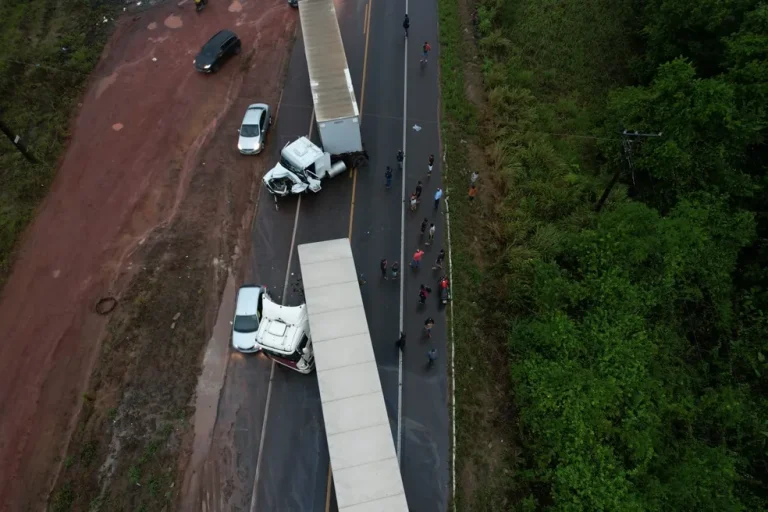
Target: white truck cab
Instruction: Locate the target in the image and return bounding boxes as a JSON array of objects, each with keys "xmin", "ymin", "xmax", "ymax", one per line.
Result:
[
  {"xmin": 262, "ymin": 137, "xmax": 347, "ymax": 197},
  {"xmin": 255, "ymin": 294, "xmax": 314, "ymax": 374}
]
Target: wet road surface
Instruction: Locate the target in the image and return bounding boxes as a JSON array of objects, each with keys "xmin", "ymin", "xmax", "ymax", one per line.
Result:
[{"xmin": 203, "ymin": 0, "xmax": 449, "ymax": 509}]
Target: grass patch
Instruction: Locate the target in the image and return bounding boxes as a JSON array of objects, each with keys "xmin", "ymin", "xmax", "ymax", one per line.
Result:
[{"xmin": 0, "ymin": 0, "xmax": 119, "ymax": 284}]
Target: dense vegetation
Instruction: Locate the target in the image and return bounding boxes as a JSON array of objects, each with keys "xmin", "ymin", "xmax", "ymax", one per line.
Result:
[
  {"xmin": 440, "ymin": 0, "xmax": 768, "ymax": 508},
  {"xmin": 0, "ymin": 0, "xmax": 117, "ymax": 282}
]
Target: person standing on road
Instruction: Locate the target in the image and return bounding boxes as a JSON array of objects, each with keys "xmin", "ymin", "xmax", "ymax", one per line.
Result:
[
  {"xmin": 470, "ymin": 171, "xmax": 479, "ymax": 185},
  {"xmin": 396, "ymin": 331, "xmax": 406, "ymax": 351},
  {"xmin": 418, "ymin": 284, "xmax": 431, "ymax": 304},
  {"xmin": 433, "ymin": 248, "xmax": 446, "ymax": 270},
  {"xmin": 396, "ymin": 150, "xmax": 404, "ymax": 171},
  {"xmin": 410, "ymin": 192, "xmax": 418, "ymax": 211},
  {"xmin": 380, "ymin": 258, "xmax": 388, "ymax": 279},
  {"xmin": 428, "ymin": 154, "xmax": 435, "ymax": 177},
  {"xmin": 391, "ymin": 261, "xmax": 400, "ymax": 279},
  {"xmin": 385, "ymin": 166, "xmax": 393, "ymax": 189},
  {"xmin": 427, "ymin": 348, "xmax": 438, "ymax": 367},
  {"xmin": 420, "ymin": 218, "xmax": 429, "ymax": 236},
  {"xmin": 415, "ymin": 180, "xmax": 423, "ymax": 200},
  {"xmin": 426, "ymin": 223, "xmax": 436, "ymax": 245},
  {"xmin": 424, "ymin": 317, "xmax": 435, "ymax": 338},
  {"xmin": 434, "ymin": 187, "xmax": 443, "ymax": 210},
  {"xmin": 403, "ymin": 14, "xmax": 410, "ymax": 38},
  {"xmin": 411, "ymin": 248, "xmax": 425, "ymax": 268},
  {"xmin": 468, "ymin": 184, "xmax": 477, "ymax": 201},
  {"xmin": 420, "ymin": 41, "xmax": 432, "ymax": 63}
]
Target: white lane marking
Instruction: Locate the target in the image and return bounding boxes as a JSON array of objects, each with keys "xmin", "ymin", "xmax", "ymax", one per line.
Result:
[
  {"xmin": 249, "ymin": 110, "xmax": 314, "ymax": 512},
  {"xmin": 444, "ymin": 147, "xmax": 457, "ymax": 504},
  {"xmin": 397, "ymin": 0, "xmax": 409, "ymax": 466}
]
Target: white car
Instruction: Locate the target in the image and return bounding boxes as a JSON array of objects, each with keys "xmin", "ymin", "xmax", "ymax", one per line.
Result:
[
  {"xmin": 231, "ymin": 285, "xmax": 267, "ymax": 353},
  {"xmin": 238, "ymin": 103, "xmax": 271, "ymax": 155}
]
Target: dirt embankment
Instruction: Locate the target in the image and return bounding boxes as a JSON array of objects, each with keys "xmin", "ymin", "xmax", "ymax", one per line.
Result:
[{"xmin": 0, "ymin": 0, "xmax": 296, "ymax": 509}]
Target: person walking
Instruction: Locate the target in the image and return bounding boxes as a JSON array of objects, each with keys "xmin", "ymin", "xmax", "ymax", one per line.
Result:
[
  {"xmin": 427, "ymin": 348, "xmax": 438, "ymax": 367},
  {"xmin": 391, "ymin": 261, "xmax": 400, "ymax": 279},
  {"xmin": 468, "ymin": 184, "xmax": 477, "ymax": 201},
  {"xmin": 396, "ymin": 331, "xmax": 406, "ymax": 351},
  {"xmin": 424, "ymin": 317, "xmax": 435, "ymax": 338},
  {"xmin": 410, "ymin": 192, "xmax": 418, "ymax": 211},
  {"xmin": 420, "ymin": 218, "xmax": 429, "ymax": 236},
  {"xmin": 433, "ymin": 248, "xmax": 445, "ymax": 270},
  {"xmin": 418, "ymin": 284, "xmax": 431, "ymax": 304},
  {"xmin": 426, "ymin": 223, "xmax": 436, "ymax": 245},
  {"xmin": 470, "ymin": 171, "xmax": 479, "ymax": 185},
  {"xmin": 380, "ymin": 258, "xmax": 388, "ymax": 279},
  {"xmin": 411, "ymin": 248, "xmax": 425, "ymax": 268},
  {"xmin": 420, "ymin": 41, "xmax": 432, "ymax": 63},
  {"xmin": 434, "ymin": 187, "xmax": 443, "ymax": 210},
  {"xmin": 402, "ymin": 14, "xmax": 410, "ymax": 37},
  {"xmin": 415, "ymin": 180, "xmax": 423, "ymax": 200},
  {"xmin": 396, "ymin": 149, "xmax": 404, "ymax": 171},
  {"xmin": 428, "ymin": 154, "xmax": 435, "ymax": 177},
  {"xmin": 385, "ymin": 166, "xmax": 393, "ymax": 189}
]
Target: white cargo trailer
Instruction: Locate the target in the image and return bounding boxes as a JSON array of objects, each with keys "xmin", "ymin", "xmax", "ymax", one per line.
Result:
[
  {"xmin": 299, "ymin": 0, "xmax": 366, "ymax": 160},
  {"xmin": 298, "ymin": 239, "xmax": 408, "ymax": 511}
]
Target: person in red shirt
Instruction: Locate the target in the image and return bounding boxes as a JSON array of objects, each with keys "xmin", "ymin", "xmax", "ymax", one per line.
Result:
[
  {"xmin": 421, "ymin": 41, "xmax": 432, "ymax": 63},
  {"xmin": 411, "ymin": 248, "xmax": 425, "ymax": 268}
]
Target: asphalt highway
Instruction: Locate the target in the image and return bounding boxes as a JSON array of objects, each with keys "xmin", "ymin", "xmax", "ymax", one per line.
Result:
[{"xmin": 208, "ymin": 0, "xmax": 449, "ymax": 509}]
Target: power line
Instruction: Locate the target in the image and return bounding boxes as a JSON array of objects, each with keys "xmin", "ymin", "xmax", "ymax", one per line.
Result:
[
  {"xmin": 0, "ymin": 56, "xmax": 93, "ymax": 77},
  {"xmin": 595, "ymin": 129, "xmax": 663, "ymax": 212}
]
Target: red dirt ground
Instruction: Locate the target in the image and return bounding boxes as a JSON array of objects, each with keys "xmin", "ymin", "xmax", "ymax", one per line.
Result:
[{"xmin": 0, "ymin": 1, "xmax": 294, "ymax": 509}]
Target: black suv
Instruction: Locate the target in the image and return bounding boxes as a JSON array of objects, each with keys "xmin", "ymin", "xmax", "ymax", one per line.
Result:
[{"xmin": 194, "ymin": 30, "xmax": 241, "ymax": 73}]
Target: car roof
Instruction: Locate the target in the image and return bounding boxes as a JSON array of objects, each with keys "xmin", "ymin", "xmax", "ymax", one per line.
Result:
[
  {"xmin": 207, "ymin": 29, "xmax": 238, "ymax": 47},
  {"xmin": 235, "ymin": 285, "xmax": 263, "ymax": 316},
  {"xmin": 242, "ymin": 104, "xmax": 267, "ymax": 125}
]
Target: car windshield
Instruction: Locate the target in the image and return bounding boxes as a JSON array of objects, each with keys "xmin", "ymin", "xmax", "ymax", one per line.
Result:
[
  {"xmin": 233, "ymin": 314, "xmax": 259, "ymax": 333},
  {"xmin": 240, "ymin": 124, "xmax": 260, "ymax": 138}
]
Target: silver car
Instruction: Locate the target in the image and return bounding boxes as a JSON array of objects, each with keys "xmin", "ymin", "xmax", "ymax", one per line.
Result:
[
  {"xmin": 238, "ymin": 103, "xmax": 271, "ymax": 155},
  {"xmin": 232, "ymin": 285, "xmax": 267, "ymax": 353}
]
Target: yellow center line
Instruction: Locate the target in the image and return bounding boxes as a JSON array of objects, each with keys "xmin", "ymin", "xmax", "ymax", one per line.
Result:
[
  {"xmin": 308, "ymin": 108, "xmax": 316, "ymax": 139},
  {"xmin": 330, "ymin": 2, "xmax": 371, "ymax": 505},
  {"xmin": 348, "ymin": 0, "xmax": 372, "ymax": 234},
  {"xmin": 324, "ymin": 464, "xmax": 333, "ymax": 512},
  {"xmin": 358, "ymin": 0, "xmax": 372, "ymax": 125},
  {"xmin": 348, "ymin": 168, "xmax": 358, "ymax": 238}
]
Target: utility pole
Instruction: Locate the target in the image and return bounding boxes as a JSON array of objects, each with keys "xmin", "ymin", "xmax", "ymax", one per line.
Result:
[
  {"xmin": 0, "ymin": 117, "xmax": 37, "ymax": 163},
  {"xmin": 595, "ymin": 129, "xmax": 662, "ymax": 212}
]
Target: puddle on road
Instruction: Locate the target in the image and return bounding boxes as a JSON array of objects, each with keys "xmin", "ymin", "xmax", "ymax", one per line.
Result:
[
  {"xmin": 164, "ymin": 14, "xmax": 183, "ymax": 29},
  {"xmin": 228, "ymin": 0, "xmax": 243, "ymax": 12},
  {"xmin": 188, "ymin": 273, "xmax": 235, "ymax": 471},
  {"xmin": 147, "ymin": 21, "xmax": 157, "ymax": 30},
  {"xmin": 96, "ymin": 72, "xmax": 118, "ymax": 100}
]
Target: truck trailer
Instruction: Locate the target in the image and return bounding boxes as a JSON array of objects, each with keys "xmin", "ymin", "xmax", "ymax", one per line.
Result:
[{"xmin": 299, "ymin": 0, "xmax": 367, "ymax": 164}]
